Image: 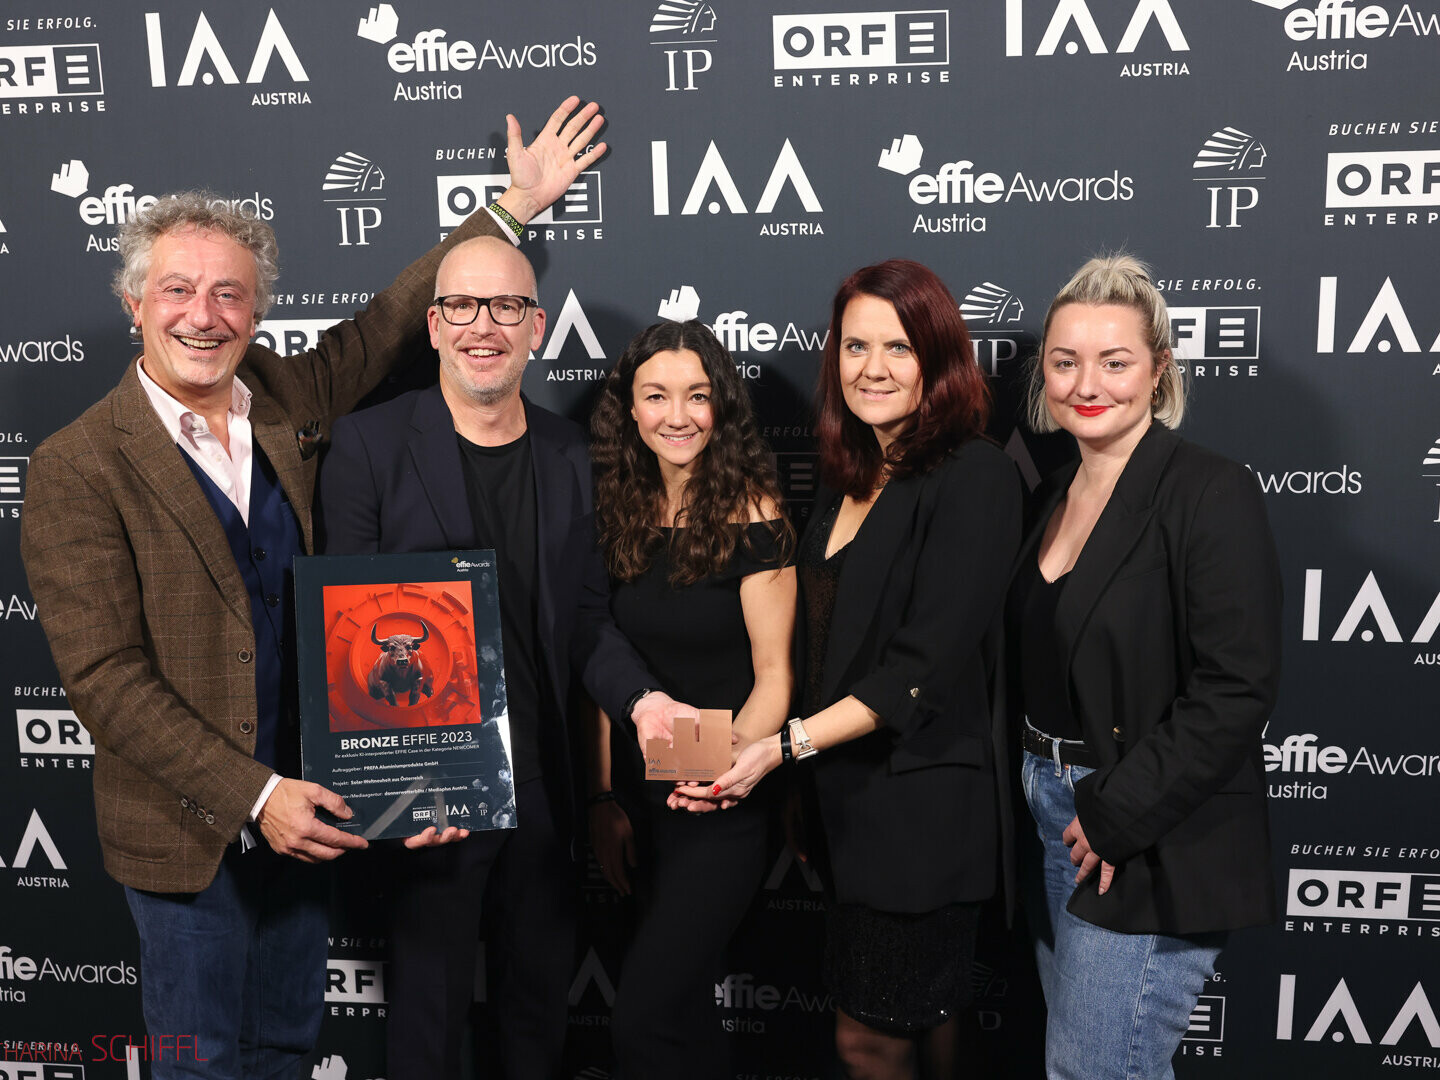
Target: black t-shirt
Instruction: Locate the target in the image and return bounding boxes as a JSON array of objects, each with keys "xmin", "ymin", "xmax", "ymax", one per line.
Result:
[
  {"xmin": 608, "ymin": 521, "xmax": 791, "ymax": 796},
  {"xmin": 1008, "ymin": 555, "xmax": 1083, "ymax": 743},
  {"xmin": 458, "ymin": 431, "xmax": 552, "ymax": 783}
]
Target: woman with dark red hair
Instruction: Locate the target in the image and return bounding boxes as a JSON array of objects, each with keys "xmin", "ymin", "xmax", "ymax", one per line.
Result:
[{"xmin": 690, "ymin": 260, "xmax": 1022, "ymax": 1078}]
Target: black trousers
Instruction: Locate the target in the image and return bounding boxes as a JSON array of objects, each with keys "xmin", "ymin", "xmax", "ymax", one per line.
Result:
[
  {"xmin": 611, "ymin": 783, "xmax": 771, "ymax": 1080},
  {"xmin": 385, "ymin": 776, "xmax": 576, "ymax": 1080}
]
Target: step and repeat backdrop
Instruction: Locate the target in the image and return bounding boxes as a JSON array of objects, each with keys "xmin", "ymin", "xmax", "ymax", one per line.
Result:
[{"xmin": 2, "ymin": 1, "xmax": 1438, "ymax": 1077}]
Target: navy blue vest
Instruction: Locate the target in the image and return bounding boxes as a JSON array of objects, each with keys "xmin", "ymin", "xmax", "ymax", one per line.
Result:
[{"xmin": 180, "ymin": 442, "xmax": 303, "ymax": 774}]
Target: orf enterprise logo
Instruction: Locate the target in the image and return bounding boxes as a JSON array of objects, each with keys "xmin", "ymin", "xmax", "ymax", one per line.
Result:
[
  {"xmin": 0, "ymin": 39, "xmax": 104, "ymax": 116},
  {"xmin": 1170, "ymin": 306, "xmax": 1262, "ymax": 377},
  {"xmin": 772, "ymin": 10, "xmax": 950, "ymax": 87},
  {"xmin": 253, "ymin": 319, "xmax": 338, "ymax": 356},
  {"xmin": 0, "ymin": 458, "xmax": 26, "ymax": 504},
  {"xmin": 437, "ymin": 171, "xmax": 602, "ymax": 242},
  {"xmin": 1287, "ymin": 869, "xmax": 1440, "ymax": 924},
  {"xmin": 326, "ymin": 959, "xmax": 386, "ymax": 1017},
  {"xmin": 1180, "ymin": 994, "xmax": 1226, "ymax": 1056},
  {"xmin": 1325, "ymin": 150, "xmax": 1440, "ymax": 226},
  {"xmin": 16, "ymin": 709, "xmax": 93, "ymax": 768}
]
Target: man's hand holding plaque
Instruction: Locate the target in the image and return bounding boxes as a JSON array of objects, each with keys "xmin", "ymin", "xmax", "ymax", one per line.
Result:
[{"xmin": 644, "ymin": 709, "xmax": 732, "ymax": 783}]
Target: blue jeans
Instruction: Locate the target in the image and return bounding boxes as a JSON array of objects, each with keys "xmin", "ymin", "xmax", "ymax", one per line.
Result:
[
  {"xmin": 1022, "ymin": 748, "xmax": 1224, "ymax": 1080},
  {"xmin": 125, "ymin": 841, "xmax": 327, "ymax": 1080}
]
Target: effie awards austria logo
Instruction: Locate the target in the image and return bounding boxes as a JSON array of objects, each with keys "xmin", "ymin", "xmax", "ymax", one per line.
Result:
[
  {"xmin": 877, "ymin": 132, "xmax": 1135, "ymax": 236},
  {"xmin": 357, "ymin": 2, "xmax": 598, "ymax": 104},
  {"xmin": 323, "ymin": 152, "xmax": 386, "ymax": 247},
  {"xmin": 49, "ymin": 158, "xmax": 159, "ymax": 253},
  {"xmin": 650, "ymin": 1, "xmax": 719, "ymax": 91},
  {"xmin": 1248, "ymin": 0, "xmax": 1440, "ymax": 73},
  {"xmin": 1192, "ymin": 126, "xmax": 1268, "ymax": 229}
]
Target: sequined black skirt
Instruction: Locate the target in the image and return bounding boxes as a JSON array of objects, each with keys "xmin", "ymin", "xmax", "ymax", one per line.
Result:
[{"xmin": 824, "ymin": 901, "xmax": 982, "ymax": 1037}]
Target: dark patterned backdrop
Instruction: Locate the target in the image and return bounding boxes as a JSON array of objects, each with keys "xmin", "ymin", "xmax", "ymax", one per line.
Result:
[{"xmin": 2, "ymin": 2, "xmax": 1438, "ymax": 1076}]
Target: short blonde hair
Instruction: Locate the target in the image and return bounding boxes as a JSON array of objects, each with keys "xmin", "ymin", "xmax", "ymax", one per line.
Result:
[{"xmin": 1026, "ymin": 253, "xmax": 1187, "ymax": 434}]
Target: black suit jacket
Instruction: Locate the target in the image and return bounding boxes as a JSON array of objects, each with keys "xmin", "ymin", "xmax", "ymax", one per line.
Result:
[
  {"xmin": 316, "ymin": 385, "xmax": 653, "ymax": 824},
  {"xmin": 1012, "ymin": 424, "xmax": 1281, "ymax": 934},
  {"xmin": 805, "ymin": 439, "xmax": 1021, "ymax": 913}
]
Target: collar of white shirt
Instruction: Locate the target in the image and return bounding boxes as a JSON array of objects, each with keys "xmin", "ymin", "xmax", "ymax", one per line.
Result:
[
  {"xmin": 135, "ymin": 358, "xmax": 255, "ymax": 524},
  {"xmin": 135, "ymin": 357, "xmax": 253, "ymax": 441}
]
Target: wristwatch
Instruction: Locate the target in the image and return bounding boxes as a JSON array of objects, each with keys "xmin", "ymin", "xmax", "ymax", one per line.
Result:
[{"xmin": 787, "ymin": 717, "xmax": 817, "ymax": 760}]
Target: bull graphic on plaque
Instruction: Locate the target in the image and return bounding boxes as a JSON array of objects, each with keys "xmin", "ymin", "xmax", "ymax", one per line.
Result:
[{"xmin": 295, "ymin": 551, "xmax": 516, "ymax": 840}]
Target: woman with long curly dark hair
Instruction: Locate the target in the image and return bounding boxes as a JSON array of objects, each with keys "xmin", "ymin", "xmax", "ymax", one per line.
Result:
[
  {"xmin": 586, "ymin": 319, "xmax": 796, "ymax": 1079},
  {"xmin": 689, "ymin": 261, "xmax": 1022, "ymax": 1079}
]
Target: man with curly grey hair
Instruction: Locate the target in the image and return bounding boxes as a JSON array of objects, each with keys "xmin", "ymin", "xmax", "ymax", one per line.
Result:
[{"xmin": 20, "ymin": 96, "xmax": 605, "ymax": 1079}]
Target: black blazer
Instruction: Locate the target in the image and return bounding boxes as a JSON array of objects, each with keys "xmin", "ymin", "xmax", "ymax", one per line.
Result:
[
  {"xmin": 315, "ymin": 385, "xmax": 654, "ymax": 820},
  {"xmin": 804, "ymin": 439, "xmax": 1021, "ymax": 913},
  {"xmin": 1010, "ymin": 424, "xmax": 1281, "ymax": 934}
]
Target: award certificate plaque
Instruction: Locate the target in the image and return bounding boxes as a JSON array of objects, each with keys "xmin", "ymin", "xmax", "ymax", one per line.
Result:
[{"xmin": 295, "ymin": 550, "xmax": 516, "ymax": 841}]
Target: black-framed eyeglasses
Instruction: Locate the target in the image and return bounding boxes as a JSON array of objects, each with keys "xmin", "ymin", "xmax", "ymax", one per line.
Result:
[{"xmin": 432, "ymin": 294, "xmax": 538, "ymax": 326}]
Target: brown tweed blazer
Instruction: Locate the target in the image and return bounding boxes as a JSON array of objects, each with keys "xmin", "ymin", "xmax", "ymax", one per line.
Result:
[{"xmin": 20, "ymin": 210, "xmax": 502, "ymax": 893}]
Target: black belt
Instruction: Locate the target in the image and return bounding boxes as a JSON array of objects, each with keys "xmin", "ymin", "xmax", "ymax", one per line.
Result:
[{"xmin": 1023, "ymin": 723, "xmax": 1097, "ymax": 769}]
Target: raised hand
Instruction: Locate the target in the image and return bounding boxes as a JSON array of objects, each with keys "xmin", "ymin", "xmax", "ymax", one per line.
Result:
[{"xmin": 496, "ymin": 96, "xmax": 608, "ymax": 226}]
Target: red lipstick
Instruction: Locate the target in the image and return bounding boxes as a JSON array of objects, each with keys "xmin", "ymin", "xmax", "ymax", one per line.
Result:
[{"xmin": 1073, "ymin": 405, "xmax": 1108, "ymax": 417}]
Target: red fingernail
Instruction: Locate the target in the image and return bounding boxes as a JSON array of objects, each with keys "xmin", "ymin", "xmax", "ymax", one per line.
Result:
[{"xmin": 712, "ymin": 784, "xmax": 722, "ymax": 796}]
